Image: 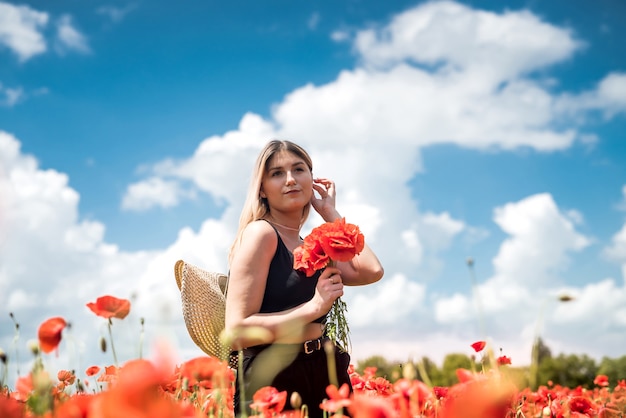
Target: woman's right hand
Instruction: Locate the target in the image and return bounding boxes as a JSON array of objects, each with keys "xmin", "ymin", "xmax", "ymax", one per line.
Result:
[{"xmin": 311, "ymin": 267, "xmax": 344, "ymax": 315}]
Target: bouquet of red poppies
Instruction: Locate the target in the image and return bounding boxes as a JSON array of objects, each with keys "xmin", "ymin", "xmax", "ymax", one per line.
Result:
[{"xmin": 293, "ymin": 218, "xmax": 365, "ymax": 352}]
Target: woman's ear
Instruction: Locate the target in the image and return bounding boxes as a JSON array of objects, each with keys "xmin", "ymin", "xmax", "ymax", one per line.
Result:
[{"xmin": 260, "ymin": 190, "xmax": 267, "ymax": 198}]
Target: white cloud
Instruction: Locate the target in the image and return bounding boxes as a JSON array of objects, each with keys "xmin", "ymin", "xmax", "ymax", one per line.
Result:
[
  {"xmin": 0, "ymin": 1, "xmax": 48, "ymax": 61},
  {"xmin": 121, "ymin": 113, "xmax": 276, "ymax": 213},
  {"xmin": 349, "ymin": 274, "xmax": 426, "ymax": 326},
  {"xmin": 353, "ymin": 1, "xmax": 581, "ymax": 78},
  {"xmin": 0, "ymin": 84, "xmax": 48, "ymax": 107},
  {"xmin": 596, "ymin": 72, "xmax": 626, "ymax": 111},
  {"xmin": 420, "ymin": 212, "xmax": 465, "ymax": 250},
  {"xmin": 330, "ymin": 30, "xmax": 349, "ymax": 42},
  {"xmin": 492, "ymin": 193, "xmax": 590, "ymax": 285},
  {"xmin": 96, "ymin": 4, "xmax": 137, "ymax": 23},
  {"xmin": 0, "ymin": 83, "xmax": 24, "ymax": 106},
  {"xmin": 55, "ymin": 14, "xmax": 90, "ymax": 54},
  {"xmin": 273, "ymin": 60, "xmax": 577, "ymax": 153},
  {"xmin": 121, "ymin": 177, "xmax": 196, "ymax": 211},
  {"xmin": 437, "ymin": 194, "xmax": 590, "ymax": 320},
  {"xmin": 553, "ymin": 279, "xmax": 626, "ymax": 328},
  {"xmin": 557, "ymin": 72, "xmax": 626, "ymax": 119},
  {"xmin": 435, "ymin": 293, "xmax": 474, "ymax": 323},
  {"xmin": 429, "ymin": 192, "xmax": 626, "ymax": 363},
  {"xmin": 604, "ymin": 223, "xmax": 626, "ymax": 263},
  {"xmin": 307, "ymin": 12, "xmax": 320, "ymax": 30}
]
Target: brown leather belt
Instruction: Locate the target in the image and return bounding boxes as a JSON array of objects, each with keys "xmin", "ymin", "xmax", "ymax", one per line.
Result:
[{"xmin": 240, "ymin": 337, "xmax": 330, "ymax": 357}]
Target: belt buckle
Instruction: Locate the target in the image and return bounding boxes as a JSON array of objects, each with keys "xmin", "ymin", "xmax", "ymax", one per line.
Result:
[{"xmin": 304, "ymin": 338, "xmax": 321, "ymax": 354}]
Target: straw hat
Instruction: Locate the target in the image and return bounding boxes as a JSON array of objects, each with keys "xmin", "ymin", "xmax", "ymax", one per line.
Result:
[{"xmin": 174, "ymin": 260, "xmax": 230, "ymax": 360}]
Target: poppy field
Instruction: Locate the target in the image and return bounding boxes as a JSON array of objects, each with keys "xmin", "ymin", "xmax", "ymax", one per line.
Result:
[{"xmin": 1, "ymin": 295, "xmax": 625, "ymax": 418}]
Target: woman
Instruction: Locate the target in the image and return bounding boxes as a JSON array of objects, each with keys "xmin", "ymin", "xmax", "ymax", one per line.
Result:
[{"xmin": 225, "ymin": 139, "xmax": 384, "ymax": 417}]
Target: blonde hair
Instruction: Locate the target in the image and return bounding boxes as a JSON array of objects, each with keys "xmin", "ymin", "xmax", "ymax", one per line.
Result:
[{"xmin": 228, "ymin": 139, "xmax": 313, "ymax": 265}]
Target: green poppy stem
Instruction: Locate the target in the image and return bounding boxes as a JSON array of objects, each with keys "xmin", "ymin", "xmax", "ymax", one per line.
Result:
[
  {"xmin": 107, "ymin": 318, "xmax": 119, "ymax": 366},
  {"xmin": 139, "ymin": 317, "xmax": 145, "ymax": 359},
  {"xmin": 10, "ymin": 312, "xmax": 20, "ymax": 376},
  {"xmin": 323, "ymin": 260, "xmax": 351, "ymax": 353}
]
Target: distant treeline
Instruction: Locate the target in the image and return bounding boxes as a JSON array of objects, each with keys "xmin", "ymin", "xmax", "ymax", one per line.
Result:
[{"xmin": 355, "ymin": 338, "xmax": 626, "ymax": 390}]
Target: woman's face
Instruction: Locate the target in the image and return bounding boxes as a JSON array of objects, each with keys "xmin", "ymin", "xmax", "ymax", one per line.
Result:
[{"xmin": 260, "ymin": 150, "xmax": 313, "ymax": 214}]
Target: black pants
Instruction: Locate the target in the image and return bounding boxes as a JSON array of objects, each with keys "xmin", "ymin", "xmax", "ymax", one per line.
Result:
[{"xmin": 233, "ymin": 343, "xmax": 352, "ymax": 418}]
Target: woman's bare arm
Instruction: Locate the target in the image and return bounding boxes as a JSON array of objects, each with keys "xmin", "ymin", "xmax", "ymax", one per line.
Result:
[{"xmin": 225, "ymin": 221, "xmax": 343, "ymax": 348}]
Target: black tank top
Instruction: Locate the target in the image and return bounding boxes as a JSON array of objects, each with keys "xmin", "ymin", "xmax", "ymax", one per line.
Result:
[{"xmin": 259, "ymin": 222, "xmax": 325, "ymax": 324}]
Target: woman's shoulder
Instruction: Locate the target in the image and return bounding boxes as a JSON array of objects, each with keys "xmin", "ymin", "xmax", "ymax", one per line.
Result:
[{"xmin": 241, "ymin": 219, "xmax": 278, "ymax": 245}]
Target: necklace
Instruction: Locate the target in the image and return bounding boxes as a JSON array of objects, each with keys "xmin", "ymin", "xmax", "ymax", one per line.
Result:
[{"xmin": 268, "ymin": 219, "xmax": 301, "ymax": 232}]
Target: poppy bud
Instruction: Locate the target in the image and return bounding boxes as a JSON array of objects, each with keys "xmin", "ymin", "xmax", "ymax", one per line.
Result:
[
  {"xmin": 402, "ymin": 362, "xmax": 416, "ymax": 380},
  {"xmin": 290, "ymin": 391, "xmax": 302, "ymax": 409},
  {"xmin": 466, "ymin": 257, "xmax": 474, "ymax": 267},
  {"xmin": 28, "ymin": 339, "xmax": 40, "ymax": 355},
  {"xmin": 9, "ymin": 312, "xmax": 19, "ymax": 330},
  {"xmin": 100, "ymin": 336, "xmax": 107, "ymax": 353},
  {"xmin": 0, "ymin": 348, "xmax": 6, "ymax": 364},
  {"xmin": 33, "ymin": 369, "xmax": 52, "ymax": 391},
  {"xmin": 76, "ymin": 378, "xmax": 85, "ymax": 393}
]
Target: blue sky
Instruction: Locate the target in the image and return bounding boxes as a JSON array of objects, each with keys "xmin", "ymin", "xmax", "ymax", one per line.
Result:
[{"xmin": 1, "ymin": 0, "xmax": 626, "ymax": 383}]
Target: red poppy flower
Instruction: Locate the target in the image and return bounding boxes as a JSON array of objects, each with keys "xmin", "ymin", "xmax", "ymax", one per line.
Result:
[
  {"xmin": 321, "ymin": 383, "xmax": 352, "ymax": 413},
  {"xmin": 293, "ymin": 238, "xmax": 329, "ymax": 277},
  {"xmin": 568, "ymin": 396, "xmax": 596, "ymax": 415},
  {"xmin": 14, "ymin": 374, "xmax": 33, "ymax": 401},
  {"xmin": 86, "ymin": 366, "xmax": 101, "ymax": 377},
  {"xmin": 178, "ymin": 356, "xmax": 233, "ymax": 388},
  {"xmin": 38, "ymin": 317, "xmax": 67, "ymax": 354},
  {"xmin": 497, "ymin": 355, "xmax": 512, "ymax": 366},
  {"xmin": 363, "ymin": 366, "xmax": 378, "ymax": 379},
  {"xmin": 392, "ymin": 378, "xmax": 432, "ymax": 410},
  {"xmin": 294, "ymin": 218, "xmax": 364, "ymax": 276},
  {"xmin": 441, "ymin": 376, "xmax": 517, "ymax": 418},
  {"xmin": 86, "ymin": 295, "xmax": 131, "ymax": 319},
  {"xmin": 57, "ymin": 369, "xmax": 76, "ymax": 386},
  {"xmin": 594, "ymin": 374, "xmax": 609, "ymax": 387},
  {"xmin": 0, "ymin": 395, "xmax": 24, "ymax": 418},
  {"xmin": 249, "ymin": 386, "xmax": 287, "ymax": 416},
  {"xmin": 54, "ymin": 394, "xmax": 95, "ymax": 418},
  {"xmin": 368, "ymin": 377, "xmax": 393, "ymax": 396},
  {"xmin": 471, "ymin": 341, "xmax": 486, "ymax": 352},
  {"xmin": 348, "ymin": 394, "xmax": 396, "ymax": 418},
  {"xmin": 456, "ymin": 368, "xmax": 475, "ymax": 383},
  {"xmin": 316, "ymin": 218, "xmax": 365, "ymax": 262},
  {"xmin": 97, "ymin": 365, "xmax": 119, "ymax": 384},
  {"xmin": 89, "ymin": 359, "xmax": 181, "ymax": 418},
  {"xmin": 434, "ymin": 386, "xmax": 449, "ymax": 399}
]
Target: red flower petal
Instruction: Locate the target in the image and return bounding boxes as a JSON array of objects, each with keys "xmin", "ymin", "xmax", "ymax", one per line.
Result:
[
  {"xmin": 594, "ymin": 374, "xmax": 609, "ymax": 387},
  {"xmin": 497, "ymin": 355, "xmax": 512, "ymax": 366},
  {"xmin": 86, "ymin": 295, "xmax": 131, "ymax": 319},
  {"xmin": 85, "ymin": 366, "xmax": 101, "ymax": 377},
  {"xmin": 471, "ymin": 341, "xmax": 486, "ymax": 352},
  {"xmin": 57, "ymin": 370, "xmax": 75, "ymax": 385},
  {"xmin": 456, "ymin": 368, "xmax": 475, "ymax": 383},
  {"xmin": 293, "ymin": 218, "xmax": 364, "ymax": 275},
  {"xmin": 37, "ymin": 317, "xmax": 67, "ymax": 354},
  {"xmin": 250, "ymin": 386, "xmax": 287, "ymax": 414}
]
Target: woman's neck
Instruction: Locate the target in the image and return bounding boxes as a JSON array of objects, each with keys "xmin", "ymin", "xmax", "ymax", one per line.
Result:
[{"xmin": 266, "ymin": 214, "xmax": 302, "ymax": 234}]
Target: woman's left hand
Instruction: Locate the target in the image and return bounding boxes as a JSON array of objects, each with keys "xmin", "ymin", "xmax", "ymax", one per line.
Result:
[{"xmin": 311, "ymin": 178, "xmax": 339, "ymax": 221}]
